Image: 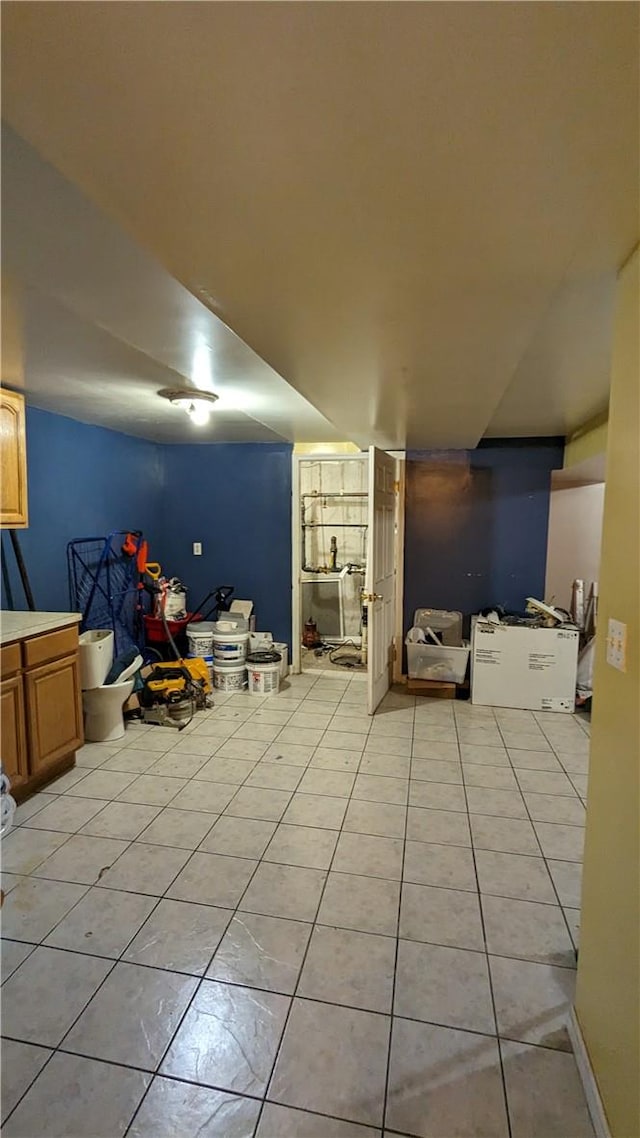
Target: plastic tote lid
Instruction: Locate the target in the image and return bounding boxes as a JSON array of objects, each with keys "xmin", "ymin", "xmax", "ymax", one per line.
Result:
[
  {"xmin": 246, "ymin": 650, "xmax": 282, "ymax": 664},
  {"xmin": 413, "ymin": 609, "xmax": 462, "ymax": 629}
]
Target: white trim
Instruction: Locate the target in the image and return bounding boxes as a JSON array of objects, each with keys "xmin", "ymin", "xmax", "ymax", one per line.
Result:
[
  {"xmin": 291, "ymin": 451, "xmax": 368, "ymax": 675},
  {"xmin": 393, "ymin": 454, "xmax": 406, "ymax": 684},
  {"xmin": 567, "ymin": 1007, "xmax": 611, "ymax": 1138},
  {"xmin": 291, "ymin": 453, "xmax": 302, "ymax": 673}
]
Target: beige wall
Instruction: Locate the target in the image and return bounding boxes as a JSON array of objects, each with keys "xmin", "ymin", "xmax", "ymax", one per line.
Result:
[
  {"xmin": 575, "ymin": 247, "xmax": 639, "ymax": 1138},
  {"xmin": 545, "ymin": 482, "xmax": 605, "ymax": 611},
  {"xmin": 564, "ymin": 412, "xmax": 608, "ymax": 470}
]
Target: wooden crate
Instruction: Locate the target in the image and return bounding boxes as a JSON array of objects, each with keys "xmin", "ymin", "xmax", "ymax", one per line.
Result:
[{"xmin": 407, "ymin": 678, "xmax": 456, "ymax": 699}]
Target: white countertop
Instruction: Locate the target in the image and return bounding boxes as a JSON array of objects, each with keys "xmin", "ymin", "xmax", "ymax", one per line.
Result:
[{"xmin": 1, "ymin": 611, "xmax": 82, "ymax": 646}]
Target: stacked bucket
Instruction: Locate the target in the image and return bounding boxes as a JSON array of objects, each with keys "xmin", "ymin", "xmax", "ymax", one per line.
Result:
[{"xmin": 187, "ymin": 616, "xmax": 283, "ymax": 695}]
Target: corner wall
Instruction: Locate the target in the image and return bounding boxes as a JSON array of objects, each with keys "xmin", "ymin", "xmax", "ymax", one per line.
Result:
[
  {"xmin": 1, "ymin": 408, "xmax": 294, "ymax": 646},
  {"xmin": 1, "ymin": 406, "xmax": 164, "ymax": 611},
  {"xmin": 157, "ymin": 442, "xmax": 293, "ymax": 645},
  {"xmin": 403, "ymin": 439, "xmax": 564, "ymax": 632},
  {"xmin": 544, "ymin": 482, "xmax": 605, "ymax": 611},
  {"xmin": 575, "ymin": 248, "xmax": 639, "ymax": 1138}
]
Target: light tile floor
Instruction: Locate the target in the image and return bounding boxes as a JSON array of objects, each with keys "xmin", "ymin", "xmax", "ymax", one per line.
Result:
[{"xmin": 1, "ymin": 672, "xmax": 595, "ymax": 1138}]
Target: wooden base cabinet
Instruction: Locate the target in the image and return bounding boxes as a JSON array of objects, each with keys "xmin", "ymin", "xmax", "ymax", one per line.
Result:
[
  {"xmin": 1, "ymin": 673, "xmax": 29, "ymax": 791},
  {"xmin": 25, "ymin": 655, "xmax": 83, "ymax": 773},
  {"xmin": 1, "ymin": 625, "xmax": 82, "ymax": 800}
]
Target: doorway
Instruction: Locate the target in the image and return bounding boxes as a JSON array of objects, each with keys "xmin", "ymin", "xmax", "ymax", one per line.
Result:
[{"xmin": 292, "ymin": 449, "xmax": 405, "ymax": 713}]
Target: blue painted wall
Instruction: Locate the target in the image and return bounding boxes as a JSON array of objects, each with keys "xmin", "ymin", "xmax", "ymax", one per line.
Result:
[
  {"xmin": 2, "ymin": 408, "xmax": 293, "ymax": 647},
  {"xmin": 403, "ymin": 439, "xmax": 564, "ymax": 635},
  {"xmin": 157, "ymin": 443, "xmax": 293, "ymax": 645},
  {"xmin": 4, "ymin": 407, "xmax": 561, "ymax": 657},
  {"xmin": 1, "ymin": 407, "xmax": 164, "ymax": 612}
]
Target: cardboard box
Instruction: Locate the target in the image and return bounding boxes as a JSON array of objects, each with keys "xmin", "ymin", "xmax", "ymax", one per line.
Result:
[{"xmin": 471, "ymin": 623, "xmax": 579, "ymax": 713}]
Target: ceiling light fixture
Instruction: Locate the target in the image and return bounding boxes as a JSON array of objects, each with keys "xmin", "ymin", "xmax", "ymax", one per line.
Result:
[{"xmin": 159, "ymin": 388, "xmax": 219, "ymax": 427}]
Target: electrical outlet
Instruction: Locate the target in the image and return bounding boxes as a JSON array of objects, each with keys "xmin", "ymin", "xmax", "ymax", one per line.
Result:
[
  {"xmin": 606, "ymin": 618, "xmax": 627, "ymax": 672},
  {"xmin": 193, "ymin": 542, "xmax": 202, "ymax": 556}
]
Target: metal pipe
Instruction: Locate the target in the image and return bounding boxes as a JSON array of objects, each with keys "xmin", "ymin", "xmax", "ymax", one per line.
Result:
[
  {"xmin": 8, "ymin": 530, "xmax": 35, "ymax": 611},
  {"xmin": 1, "ymin": 543, "xmax": 15, "ymax": 610}
]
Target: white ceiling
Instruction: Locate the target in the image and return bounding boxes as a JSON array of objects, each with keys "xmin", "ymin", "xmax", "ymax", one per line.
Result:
[
  {"xmin": 1, "ymin": 127, "xmax": 342, "ymax": 445},
  {"xmin": 2, "ymin": 3, "xmax": 638, "ymax": 447}
]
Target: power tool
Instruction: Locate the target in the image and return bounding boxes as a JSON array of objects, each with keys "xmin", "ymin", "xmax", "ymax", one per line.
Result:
[{"xmin": 138, "ymin": 658, "xmax": 213, "ymax": 729}]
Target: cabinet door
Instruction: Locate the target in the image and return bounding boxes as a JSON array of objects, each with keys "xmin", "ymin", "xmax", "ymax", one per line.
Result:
[
  {"xmin": 0, "ymin": 674, "xmax": 28, "ymax": 790},
  {"xmin": 0, "ymin": 388, "xmax": 29, "ymax": 528},
  {"xmin": 25, "ymin": 655, "xmax": 83, "ymax": 772}
]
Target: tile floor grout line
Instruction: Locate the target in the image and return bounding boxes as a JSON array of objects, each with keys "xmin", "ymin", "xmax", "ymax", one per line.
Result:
[
  {"xmin": 0, "ymin": 946, "xmax": 122, "ymax": 1129},
  {"xmin": 120, "ymin": 768, "xmax": 292, "ymax": 1137},
  {"xmin": 2, "ymin": 815, "xmax": 585, "ymax": 900},
  {"xmin": 250, "ymin": 713, "xmax": 387, "ymax": 1136},
  {"xmin": 2, "ymin": 927, "xmax": 580, "ymax": 978},
  {"xmin": 380, "ymin": 700, "xmax": 413, "ymax": 1135},
  {"xmin": 501, "ymin": 730, "xmax": 583, "ymax": 955},
  {"xmin": 508, "ymin": 742, "xmax": 583, "ymax": 957},
  {"xmin": 2, "ymin": 825, "xmax": 79, "ymax": 879},
  {"xmin": 117, "ymin": 678, "xmax": 346, "ymax": 1135},
  {"xmin": 0, "ymin": 1014, "xmax": 582, "ymax": 1078},
  {"xmin": 2, "ymin": 685, "xmax": 589, "ymax": 1135},
  {"xmin": 120, "ymin": 713, "xmax": 339, "ymax": 1136},
  {"xmin": 1, "ymin": 811, "xmax": 241, "ymax": 1131},
  {"xmin": 454, "ymin": 702, "xmax": 514, "ymax": 1138},
  {"xmin": 15, "ymin": 796, "xmax": 588, "ymax": 843}
]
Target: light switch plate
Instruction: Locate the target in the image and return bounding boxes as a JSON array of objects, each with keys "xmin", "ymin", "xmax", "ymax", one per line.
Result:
[
  {"xmin": 193, "ymin": 542, "xmax": 202, "ymax": 556},
  {"xmin": 606, "ymin": 618, "xmax": 627, "ymax": 672}
]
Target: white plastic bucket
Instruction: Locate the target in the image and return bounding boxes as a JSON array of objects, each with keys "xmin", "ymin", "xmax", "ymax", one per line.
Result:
[
  {"xmin": 273, "ymin": 643, "xmax": 289, "ymax": 679},
  {"xmin": 187, "ymin": 621, "xmax": 215, "ymax": 678},
  {"xmin": 213, "ymin": 659, "xmax": 247, "ymax": 692},
  {"xmin": 79, "ymin": 629, "xmax": 114, "ymax": 690},
  {"xmin": 250, "ymin": 632, "xmax": 273, "ymax": 653},
  {"xmin": 212, "ymin": 626, "xmax": 250, "ymax": 663},
  {"xmin": 246, "ymin": 651, "xmax": 282, "ymax": 696}
]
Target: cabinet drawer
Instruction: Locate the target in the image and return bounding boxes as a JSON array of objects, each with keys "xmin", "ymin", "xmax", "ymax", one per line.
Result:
[
  {"xmin": 23, "ymin": 626, "xmax": 79, "ymax": 669},
  {"xmin": 1, "ymin": 642, "xmax": 21, "ymax": 678}
]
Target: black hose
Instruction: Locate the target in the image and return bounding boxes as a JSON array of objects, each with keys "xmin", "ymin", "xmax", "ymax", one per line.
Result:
[{"xmin": 329, "ymin": 639, "xmax": 363, "ymax": 668}]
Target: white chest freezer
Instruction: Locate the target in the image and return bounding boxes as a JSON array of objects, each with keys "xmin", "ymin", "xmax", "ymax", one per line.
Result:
[{"xmin": 471, "ymin": 623, "xmax": 579, "ymax": 713}]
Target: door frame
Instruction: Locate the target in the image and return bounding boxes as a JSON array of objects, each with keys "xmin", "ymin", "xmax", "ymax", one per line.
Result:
[
  {"xmin": 291, "ymin": 449, "xmax": 405, "ymax": 676},
  {"xmin": 392, "ymin": 453, "xmax": 406, "ymax": 685}
]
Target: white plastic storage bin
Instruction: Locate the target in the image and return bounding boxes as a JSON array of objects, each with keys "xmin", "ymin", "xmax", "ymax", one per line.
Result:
[
  {"xmin": 406, "ymin": 640, "xmax": 470, "ymax": 683},
  {"xmin": 412, "ymin": 609, "xmax": 463, "ymax": 647}
]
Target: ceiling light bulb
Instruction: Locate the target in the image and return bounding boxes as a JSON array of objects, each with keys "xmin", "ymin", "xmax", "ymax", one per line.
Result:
[
  {"xmin": 188, "ymin": 401, "xmax": 211, "ymax": 426},
  {"xmin": 159, "ymin": 387, "xmax": 219, "ymax": 424}
]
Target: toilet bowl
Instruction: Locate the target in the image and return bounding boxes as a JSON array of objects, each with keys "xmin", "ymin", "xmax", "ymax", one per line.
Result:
[{"xmin": 82, "ymin": 654, "xmax": 143, "ymax": 742}]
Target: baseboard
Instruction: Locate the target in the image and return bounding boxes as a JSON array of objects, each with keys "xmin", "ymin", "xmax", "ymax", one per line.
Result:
[{"xmin": 567, "ymin": 1007, "xmax": 611, "ymax": 1138}]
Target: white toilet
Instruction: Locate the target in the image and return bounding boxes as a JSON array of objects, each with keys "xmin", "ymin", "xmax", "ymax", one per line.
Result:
[{"xmin": 79, "ymin": 630, "xmax": 143, "ymax": 742}]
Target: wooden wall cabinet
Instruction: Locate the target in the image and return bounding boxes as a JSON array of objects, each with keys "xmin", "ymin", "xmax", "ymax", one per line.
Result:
[
  {"xmin": 1, "ymin": 387, "xmax": 29, "ymax": 528},
  {"xmin": 0, "ymin": 626, "xmax": 82, "ymax": 800}
]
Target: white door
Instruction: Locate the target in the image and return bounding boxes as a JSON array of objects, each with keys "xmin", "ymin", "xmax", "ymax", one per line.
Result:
[{"xmin": 366, "ymin": 446, "xmax": 398, "ymax": 714}]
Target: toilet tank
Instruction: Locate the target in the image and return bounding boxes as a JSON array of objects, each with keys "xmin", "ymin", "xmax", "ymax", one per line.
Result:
[{"xmin": 79, "ymin": 629, "xmax": 114, "ymax": 690}]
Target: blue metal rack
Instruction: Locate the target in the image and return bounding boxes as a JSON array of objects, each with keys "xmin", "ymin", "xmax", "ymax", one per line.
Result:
[{"xmin": 67, "ymin": 530, "xmax": 145, "ymax": 656}]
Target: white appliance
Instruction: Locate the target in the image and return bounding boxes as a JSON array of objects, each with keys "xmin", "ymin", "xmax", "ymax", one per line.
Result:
[{"xmin": 471, "ymin": 623, "xmax": 579, "ymax": 713}]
